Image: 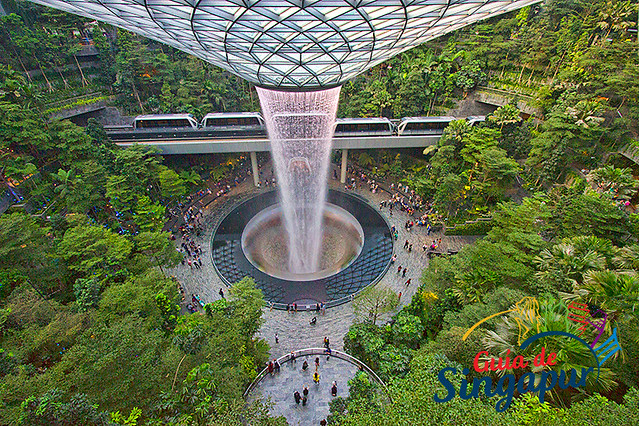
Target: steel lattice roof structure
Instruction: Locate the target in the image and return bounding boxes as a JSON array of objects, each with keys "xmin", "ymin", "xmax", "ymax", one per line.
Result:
[{"xmin": 29, "ymin": 0, "xmax": 540, "ymax": 89}]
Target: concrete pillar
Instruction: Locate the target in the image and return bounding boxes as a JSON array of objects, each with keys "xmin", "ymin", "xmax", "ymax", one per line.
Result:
[
  {"xmin": 250, "ymin": 152, "xmax": 259, "ymax": 187},
  {"xmin": 340, "ymin": 149, "xmax": 348, "ymax": 184}
]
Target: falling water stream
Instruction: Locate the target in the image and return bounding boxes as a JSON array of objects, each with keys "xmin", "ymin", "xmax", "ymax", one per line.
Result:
[{"xmin": 256, "ymin": 86, "xmax": 341, "ymax": 275}]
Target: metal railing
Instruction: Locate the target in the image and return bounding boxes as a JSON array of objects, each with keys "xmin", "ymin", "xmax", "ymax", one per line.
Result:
[
  {"xmin": 243, "ymin": 347, "xmax": 392, "ymax": 403},
  {"xmin": 476, "ymin": 85, "xmax": 537, "ymax": 103},
  {"xmin": 44, "ymin": 91, "xmax": 106, "ymax": 109}
]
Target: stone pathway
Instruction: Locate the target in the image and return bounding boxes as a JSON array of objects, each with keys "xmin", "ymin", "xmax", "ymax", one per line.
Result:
[
  {"xmin": 169, "ymin": 161, "xmax": 480, "ymax": 356},
  {"xmin": 247, "ymin": 352, "xmax": 357, "ymax": 426}
]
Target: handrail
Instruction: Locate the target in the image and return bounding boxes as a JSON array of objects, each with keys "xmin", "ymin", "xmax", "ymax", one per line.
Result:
[
  {"xmin": 476, "ymin": 85, "xmax": 537, "ymax": 102},
  {"xmin": 243, "ymin": 347, "xmax": 392, "ymax": 404},
  {"xmin": 44, "ymin": 91, "xmax": 105, "ymax": 109}
]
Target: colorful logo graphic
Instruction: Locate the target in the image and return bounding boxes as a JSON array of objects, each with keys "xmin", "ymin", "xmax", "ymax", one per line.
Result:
[{"xmin": 434, "ymin": 298, "xmax": 622, "ymax": 412}]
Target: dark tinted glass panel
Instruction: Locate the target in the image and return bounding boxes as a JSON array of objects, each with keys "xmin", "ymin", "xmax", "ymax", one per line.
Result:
[{"xmin": 206, "ymin": 117, "xmax": 260, "ymax": 127}]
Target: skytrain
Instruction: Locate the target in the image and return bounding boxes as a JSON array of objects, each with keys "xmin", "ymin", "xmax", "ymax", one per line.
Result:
[{"xmin": 106, "ymin": 113, "xmax": 485, "ymax": 141}]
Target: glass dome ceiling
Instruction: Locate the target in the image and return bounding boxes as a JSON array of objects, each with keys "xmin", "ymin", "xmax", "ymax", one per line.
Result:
[{"xmin": 29, "ymin": 0, "xmax": 540, "ymax": 89}]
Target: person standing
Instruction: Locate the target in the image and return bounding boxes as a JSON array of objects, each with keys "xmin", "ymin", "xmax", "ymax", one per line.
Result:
[
  {"xmin": 315, "ymin": 357, "xmax": 320, "ymax": 369},
  {"xmin": 275, "ymin": 333, "xmax": 279, "ymax": 344},
  {"xmin": 294, "ymin": 391, "xmax": 301, "ymax": 404},
  {"xmin": 402, "ymin": 267, "xmax": 407, "ymax": 278},
  {"xmin": 397, "ymin": 265, "xmax": 402, "ymax": 274},
  {"xmin": 267, "ymin": 361, "xmax": 274, "ymax": 375},
  {"xmin": 313, "ymin": 371, "xmax": 320, "ymax": 384},
  {"xmin": 331, "ymin": 381, "xmax": 338, "ymax": 396},
  {"xmin": 219, "ymin": 288, "xmax": 224, "ymax": 298}
]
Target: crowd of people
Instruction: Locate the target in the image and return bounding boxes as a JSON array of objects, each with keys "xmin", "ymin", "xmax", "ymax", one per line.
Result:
[
  {"xmin": 286, "ymin": 302, "xmax": 326, "ymax": 315},
  {"xmin": 289, "ymin": 338, "xmax": 338, "ymax": 413},
  {"xmin": 177, "ymin": 205, "xmax": 205, "ymax": 271}
]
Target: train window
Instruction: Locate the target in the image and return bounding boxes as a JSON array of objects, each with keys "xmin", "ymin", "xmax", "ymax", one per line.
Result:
[
  {"xmin": 369, "ymin": 123, "xmax": 389, "ymax": 132},
  {"xmin": 205, "ymin": 116, "xmax": 261, "ymax": 127}
]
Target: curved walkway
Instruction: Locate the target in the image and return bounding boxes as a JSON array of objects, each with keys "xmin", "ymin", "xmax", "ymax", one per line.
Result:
[{"xmin": 245, "ymin": 348, "xmax": 389, "ymax": 426}]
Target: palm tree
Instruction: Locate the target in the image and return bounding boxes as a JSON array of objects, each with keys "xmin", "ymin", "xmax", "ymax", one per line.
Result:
[
  {"xmin": 566, "ymin": 99, "xmax": 605, "ymax": 129},
  {"xmin": 597, "ymin": 0, "xmax": 636, "ymax": 40},
  {"xmin": 488, "ymin": 104, "xmax": 522, "ymax": 130},
  {"xmin": 534, "ymin": 241, "xmax": 607, "ymax": 288},
  {"xmin": 439, "ymin": 119, "xmax": 470, "ymax": 149},
  {"xmin": 481, "ymin": 298, "xmax": 616, "ymax": 407},
  {"xmin": 179, "ymin": 171, "xmax": 201, "ymax": 187},
  {"xmin": 587, "ymin": 165, "xmax": 638, "ymax": 201},
  {"xmin": 614, "ymin": 245, "xmax": 639, "ymax": 271},
  {"xmin": 357, "ymin": 152, "xmax": 374, "ymax": 168},
  {"xmin": 577, "ymin": 270, "xmax": 639, "ymax": 325},
  {"xmin": 52, "ymin": 169, "xmax": 74, "ymax": 199}
]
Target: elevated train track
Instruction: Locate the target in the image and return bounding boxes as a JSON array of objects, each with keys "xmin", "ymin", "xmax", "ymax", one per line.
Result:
[{"xmin": 110, "ymin": 133, "xmax": 443, "ymax": 154}]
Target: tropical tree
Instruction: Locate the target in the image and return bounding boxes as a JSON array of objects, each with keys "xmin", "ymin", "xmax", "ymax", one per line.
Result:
[
  {"xmin": 489, "ymin": 104, "xmax": 522, "ymax": 130},
  {"xmin": 481, "ymin": 298, "xmax": 617, "ymax": 406},
  {"xmin": 179, "ymin": 170, "xmax": 202, "ymax": 187},
  {"xmin": 357, "ymin": 152, "xmax": 374, "ymax": 168},
  {"xmin": 158, "ymin": 168, "xmax": 186, "ymax": 199},
  {"xmin": 596, "ymin": 0, "xmax": 636, "ymax": 41},
  {"xmin": 614, "ymin": 245, "xmax": 639, "ymax": 271},
  {"xmin": 576, "ymin": 270, "xmax": 639, "ymax": 326},
  {"xmin": 353, "ymin": 285, "xmax": 399, "ymax": 325},
  {"xmin": 534, "ymin": 242, "xmax": 607, "ymax": 291},
  {"xmin": 588, "ymin": 166, "xmax": 638, "ymax": 201}
]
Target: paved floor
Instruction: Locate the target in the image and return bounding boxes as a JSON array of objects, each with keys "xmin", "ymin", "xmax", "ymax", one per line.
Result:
[
  {"xmin": 169, "ymin": 164, "xmax": 475, "ymax": 425},
  {"xmin": 169, "ymin": 162, "xmax": 479, "ymax": 351},
  {"xmin": 248, "ymin": 353, "xmax": 357, "ymax": 426},
  {"xmin": 168, "ymin": 161, "xmax": 480, "ymax": 423}
]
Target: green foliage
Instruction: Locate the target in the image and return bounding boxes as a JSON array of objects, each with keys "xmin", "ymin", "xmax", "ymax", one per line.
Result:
[
  {"xmin": 43, "ymin": 96, "xmax": 109, "ymax": 115},
  {"xmin": 155, "ymin": 292, "xmax": 179, "ymax": 332},
  {"xmin": 352, "ymin": 285, "xmax": 398, "ymax": 325},
  {"xmin": 548, "ymin": 187, "xmax": 631, "ymax": 245},
  {"xmin": 173, "ymin": 315, "xmax": 208, "ymax": 355},
  {"xmin": 445, "ymin": 219, "xmax": 494, "ymax": 235},
  {"xmin": 227, "ymin": 277, "xmax": 265, "ymax": 337},
  {"xmin": 333, "ymin": 351, "xmax": 511, "ymax": 425},
  {"xmin": 73, "ymin": 278, "xmax": 101, "ymax": 312},
  {"xmin": 45, "ymin": 316, "xmax": 182, "ymax": 415},
  {"xmin": 57, "ymin": 217, "xmax": 133, "ymax": 278},
  {"xmin": 204, "ymin": 299, "xmax": 229, "ymax": 315},
  {"xmin": 133, "ymin": 231, "xmax": 181, "ymax": 271},
  {"xmin": 110, "ymin": 407, "xmax": 142, "ymax": 426},
  {"xmin": 390, "ymin": 311, "xmax": 424, "ymax": 349},
  {"xmin": 133, "ymin": 196, "xmax": 165, "ymax": 233},
  {"xmin": 158, "ymin": 168, "xmax": 186, "ymax": 199},
  {"xmin": 18, "ymin": 389, "xmax": 110, "ymax": 426}
]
